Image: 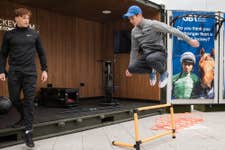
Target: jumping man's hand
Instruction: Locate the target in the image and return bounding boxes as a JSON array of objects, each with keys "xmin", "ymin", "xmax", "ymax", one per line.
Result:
[{"xmin": 189, "ymin": 39, "xmax": 200, "ymax": 48}]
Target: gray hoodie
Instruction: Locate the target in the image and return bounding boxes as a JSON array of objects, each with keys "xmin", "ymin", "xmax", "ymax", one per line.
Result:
[{"xmin": 130, "ymin": 18, "xmax": 192, "ymax": 65}]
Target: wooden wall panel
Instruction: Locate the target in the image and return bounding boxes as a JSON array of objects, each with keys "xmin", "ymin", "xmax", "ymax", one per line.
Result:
[
  {"xmin": 113, "ymin": 54, "xmax": 160, "ymax": 100},
  {"xmin": 0, "ymin": 1, "xmax": 103, "ymax": 98}
]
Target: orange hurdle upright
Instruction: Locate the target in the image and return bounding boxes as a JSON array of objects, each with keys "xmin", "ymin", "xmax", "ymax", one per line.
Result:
[{"xmin": 112, "ymin": 104, "xmax": 176, "ymax": 150}]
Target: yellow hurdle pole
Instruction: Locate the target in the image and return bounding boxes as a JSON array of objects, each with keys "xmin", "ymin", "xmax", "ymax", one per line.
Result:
[
  {"xmin": 137, "ymin": 104, "xmax": 171, "ymax": 111},
  {"xmin": 170, "ymin": 105, "xmax": 176, "ymax": 138},
  {"xmin": 141, "ymin": 130, "xmax": 173, "ymax": 144},
  {"xmin": 133, "ymin": 111, "xmax": 141, "ymax": 150},
  {"xmin": 112, "ymin": 141, "xmax": 134, "ymax": 148},
  {"xmin": 134, "ymin": 112, "xmax": 140, "ymax": 142}
]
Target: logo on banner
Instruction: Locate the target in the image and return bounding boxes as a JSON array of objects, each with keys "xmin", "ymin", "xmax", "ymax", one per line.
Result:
[
  {"xmin": 182, "ymin": 16, "xmax": 207, "ymax": 22},
  {"xmin": 0, "ymin": 18, "xmax": 37, "ymax": 31}
]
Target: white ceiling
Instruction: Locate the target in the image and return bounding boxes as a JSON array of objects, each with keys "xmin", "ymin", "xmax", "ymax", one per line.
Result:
[{"xmin": 149, "ymin": 0, "xmax": 225, "ymax": 12}]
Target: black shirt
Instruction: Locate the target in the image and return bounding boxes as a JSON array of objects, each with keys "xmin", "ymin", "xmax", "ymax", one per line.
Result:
[{"xmin": 0, "ymin": 26, "xmax": 47, "ymax": 74}]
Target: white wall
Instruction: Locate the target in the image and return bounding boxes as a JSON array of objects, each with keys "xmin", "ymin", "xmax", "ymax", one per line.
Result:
[
  {"xmin": 205, "ymin": 0, "xmax": 225, "ymax": 12},
  {"xmin": 148, "ymin": 0, "xmax": 165, "ymax": 5},
  {"xmin": 149, "ymin": 0, "xmax": 225, "ymax": 12}
]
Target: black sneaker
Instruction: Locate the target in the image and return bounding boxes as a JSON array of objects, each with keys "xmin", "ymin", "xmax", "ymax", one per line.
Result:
[
  {"xmin": 24, "ymin": 131, "xmax": 35, "ymax": 148},
  {"xmin": 11, "ymin": 118, "xmax": 25, "ymax": 128}
]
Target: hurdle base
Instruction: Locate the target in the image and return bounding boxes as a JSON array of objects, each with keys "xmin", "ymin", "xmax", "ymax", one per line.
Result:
[
  {"xmin": 112, "ymin": 141, "xmax": 134, "ymax": 148},
  {"xmin": 112, "ymin": 104, "xmax": 176, "ymax": 150},
  {"xmin": 134, "ymin": 141, "xmax": 141, "ymax": 150},
  {"xmin": 113, "ymin": 130, "xmax": 175, "ymax": 150}
]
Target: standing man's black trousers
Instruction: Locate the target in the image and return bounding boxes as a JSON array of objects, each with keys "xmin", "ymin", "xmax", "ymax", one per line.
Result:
[{"xmin": 8, "ymin": 70, "xmax": 37, "ymax": 131}]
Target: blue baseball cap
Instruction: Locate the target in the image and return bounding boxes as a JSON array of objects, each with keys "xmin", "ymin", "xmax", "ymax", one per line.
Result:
[{"xmin": 123, "ymin": 5, "xmax": 142, "ymax": 19}]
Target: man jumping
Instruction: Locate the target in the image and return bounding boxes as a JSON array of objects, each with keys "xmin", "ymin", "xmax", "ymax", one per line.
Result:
[{"xmin": 123, "ymin": 5, "xmax": 199, "ymax": 88}]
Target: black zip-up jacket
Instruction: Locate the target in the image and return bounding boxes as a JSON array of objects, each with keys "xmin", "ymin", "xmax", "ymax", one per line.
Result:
[{"xmin": 0, "ymin": 26, "xmax": 47, "ymax": 74}]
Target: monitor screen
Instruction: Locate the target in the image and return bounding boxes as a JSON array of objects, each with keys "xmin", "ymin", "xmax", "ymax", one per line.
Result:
[{"xmin": 113, "ymin": 30, "xmax": 131, "ymax": 53}]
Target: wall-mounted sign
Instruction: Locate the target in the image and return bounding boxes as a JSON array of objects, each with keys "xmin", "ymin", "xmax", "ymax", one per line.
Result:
[{"xmin": 0, "ymin": 18, "xmax": 37, "ymax": 31}]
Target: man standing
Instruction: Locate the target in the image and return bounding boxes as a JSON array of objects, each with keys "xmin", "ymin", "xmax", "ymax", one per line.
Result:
[
  {"xmin": 123, "ymin": 5, "xmax": 199, "ymax": 88},
  {"xmin": 0, "ymin": 8, "xmax": 48, "ymax": 148}
]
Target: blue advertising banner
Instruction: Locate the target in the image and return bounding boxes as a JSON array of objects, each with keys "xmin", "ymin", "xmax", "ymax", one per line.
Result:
[{"xmin": 172, "ymin": 11, "xmax": 215, "ymax": 100}]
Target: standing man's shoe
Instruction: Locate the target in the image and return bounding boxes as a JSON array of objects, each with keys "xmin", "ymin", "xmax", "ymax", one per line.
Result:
[{"xmin": 24, "ymin": 130, "xmax": 35, "ymax": 148}]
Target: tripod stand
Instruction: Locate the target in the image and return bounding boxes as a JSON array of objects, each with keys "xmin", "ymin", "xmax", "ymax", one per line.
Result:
[{"xmin": 100, "ymin": 60, "xmax": 119, "ymax": 106}]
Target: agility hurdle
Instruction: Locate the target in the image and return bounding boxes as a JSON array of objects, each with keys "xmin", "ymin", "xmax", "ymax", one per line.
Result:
[{"xmin": 112, "ymin": 104, "xmax": 175, "ymax": 150}]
